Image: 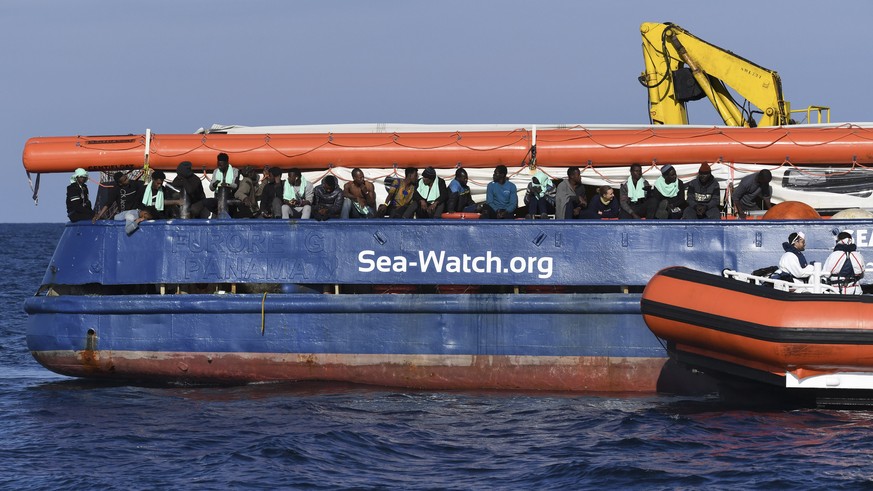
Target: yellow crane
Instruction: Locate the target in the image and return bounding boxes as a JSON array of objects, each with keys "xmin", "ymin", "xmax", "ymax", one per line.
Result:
[{"xmin": 639, "ymin": 22, "xmax": 827, "ymax": 126}]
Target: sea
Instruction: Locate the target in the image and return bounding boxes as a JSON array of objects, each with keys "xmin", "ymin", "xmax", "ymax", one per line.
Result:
[{"xmin": 3, "ymin": 223, "xmax": 873, "ymax": 490}]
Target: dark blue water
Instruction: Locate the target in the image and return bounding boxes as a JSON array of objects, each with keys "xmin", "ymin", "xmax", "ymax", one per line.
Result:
[{"xmin": 4, "ymin": 224, "xmax": 873, "ymax": 490}]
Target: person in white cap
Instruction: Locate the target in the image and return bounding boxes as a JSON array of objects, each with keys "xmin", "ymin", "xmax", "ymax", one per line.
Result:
[
  {"xmin": 66, "ymin": 168, "xmax": 94, "ymax": 222},
  {"xmin": 774, "ymin": 231, "xmax": 818, "ymax": 288},
  {"xmin": 822, "ymin": 231, "xmax": 866, "ymax": 294}
]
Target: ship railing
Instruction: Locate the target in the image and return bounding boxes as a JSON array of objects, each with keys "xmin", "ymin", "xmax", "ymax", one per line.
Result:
[{"xmin": 722, "ymin": 264, "xmax": 840, "ymax": 294}]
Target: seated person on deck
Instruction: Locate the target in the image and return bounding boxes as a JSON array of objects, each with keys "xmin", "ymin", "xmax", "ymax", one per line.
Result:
[
  {"xmin": 233, "ymin": 166, "xmax": 261, "ymax": 218},
  {"xmin": 732, "ymin": 169, "xmax": 772, "ymax": 220},
  {"xmin": 171, "ymin": 161, "xmax": 210, "ymax": 219},
  {"xmin": 378, "ymin": 167, "xmax": 418, "ymax": 219},
  {"xmin": 651, "ymin": 164, "xmax": 686, "ymax": 219},
  {"xmin": 483, "ymin": 165, "xmax": 517, "ymax": 219},
  {"xmin": 282, "ymin": 168, "xmax": 314, "ymax": 219},
  {"xmin": 524, "ymin": 169, "xmax": 554, "ymax": 219},
  {"xmin": 581, "ymin": 185, "xmax": 619, "ymax": 219},
  {"xmin": 555, "ymin": 166, "xmax": 586, "ymax": 220},
  {"xmin": 619, "ymin": 163, "xmax": 653, "ymax": 219},
  {"xmin": 446, "ymin": 168, "xmax": 479, "ymax": 214},
  {"xmin": 207, "ymin": 152, "xmax": 239, "ymax": 218},
  {"xmin": 341, "ymin": 168, "xmax": 377, "ymax": 219},
  {"xmin": 682, "ymin": 163, "xmax": 720, "ymax": 220},
  {"xmin": 312, "ymin": 175, "xmax": 345, "ymax": 221},
  {"xmin": 258, "ymin": 167, "xmax": 284, "ymax": 218},
  {"xmin": 414, "ymin": 167, "xmax": 448, "ymax": 219},
  {"xmin": 139, "ymin": 170, "xmax": 182, "ymax": 220},
  {"xmin": 93, "ymin": 171, "xmax": 145, "ymax": 222}
]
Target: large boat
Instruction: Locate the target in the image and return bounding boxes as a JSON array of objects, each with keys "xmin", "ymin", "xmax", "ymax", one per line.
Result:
[{"xmin": 20, "ymin": 122, "xmax": 873, "ymax": 391}]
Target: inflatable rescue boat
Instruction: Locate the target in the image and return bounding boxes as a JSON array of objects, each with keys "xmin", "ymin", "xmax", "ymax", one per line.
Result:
[{"xmin": 641, "ymin": 266, "xmax": 873, "ymax": 390}]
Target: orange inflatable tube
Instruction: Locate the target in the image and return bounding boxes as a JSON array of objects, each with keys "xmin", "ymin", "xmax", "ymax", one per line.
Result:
[
  {"xmin": 22, "ymin": 125, "xmax": 873, "ymax": 174},
  {"xmin": 642, "ymin": 267, "xmax": 873, "ymax": 373}
]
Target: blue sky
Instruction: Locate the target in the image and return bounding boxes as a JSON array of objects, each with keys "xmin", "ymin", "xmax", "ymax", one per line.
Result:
[{"xmin": 4, "ymin": 0, "xmax": 872, "ymax": 222}]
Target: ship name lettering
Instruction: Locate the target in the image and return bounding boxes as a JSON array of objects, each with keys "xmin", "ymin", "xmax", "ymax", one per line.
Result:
[
  {"xmin": 358, "ymin": 250, "xmax": 554, "ymax": 279},
  {"xmin": 172, "ymin": 231, "xmax": 275, "ymax": 254}
]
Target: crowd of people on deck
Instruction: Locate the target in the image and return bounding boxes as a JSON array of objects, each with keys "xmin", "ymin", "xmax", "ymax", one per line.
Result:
[{"xmin": 66, "ymin": 153, "xmax": 777, "ymax": 227}]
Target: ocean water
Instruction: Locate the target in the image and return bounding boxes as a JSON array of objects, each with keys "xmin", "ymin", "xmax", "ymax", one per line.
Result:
[{"xmin": 3, "ymin": 223, "xmax": 873, "ymax": 490}]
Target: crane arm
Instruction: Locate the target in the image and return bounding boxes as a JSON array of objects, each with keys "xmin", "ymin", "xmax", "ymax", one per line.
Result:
[{"xmin": 640, "ymin": 22, "xmax": 789, "ymax": 127}]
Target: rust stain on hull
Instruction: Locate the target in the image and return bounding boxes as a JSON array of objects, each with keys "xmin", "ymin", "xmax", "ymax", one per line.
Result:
[{"xmin": 30, "ymin": 350, "xmax": 686, "ymax": 393}]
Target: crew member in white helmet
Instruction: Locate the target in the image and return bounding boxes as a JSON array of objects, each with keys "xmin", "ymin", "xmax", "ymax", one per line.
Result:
[{"xmin": 822, "ymin": 231, "xmax": 866, "ymax": 294}]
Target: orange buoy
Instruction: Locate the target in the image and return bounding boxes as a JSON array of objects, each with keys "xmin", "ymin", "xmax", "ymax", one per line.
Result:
[{"xmin": 763, "ymin": 201, "xmax": 822, "ymax": 220}]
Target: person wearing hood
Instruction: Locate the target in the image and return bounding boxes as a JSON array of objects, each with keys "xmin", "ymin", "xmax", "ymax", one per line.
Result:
[
  {"xmin": 774, "ymin": 231, "xmax": 819, "ymax": 287},
  {"xmin": 524, "ymin": 169, "xmax": 554, "ymax": 219},
  {"xmin": 66, "ymin": 168, "xmax": 94, "ymax": 222},
  {"xmin": 822, "ymin": 231, "xmax": 866, "ymax": 294},
  {"xmin": 682, "ymin": 163, "xmax": 721, "ymax": 219},
  {"xmin": 171, "ymin": 161, "xmax": 209, "ymax": 218},
  {"xmin": 652, "ymin": 164, "xmax": 686, "ymax": 219}
]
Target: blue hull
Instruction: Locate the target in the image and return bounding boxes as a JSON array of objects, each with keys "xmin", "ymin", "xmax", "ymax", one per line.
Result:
[
  {"xmin": 25, "ymin": 218, "xmax": 873, "ymax": 392},
  {"xmin": 25, "ymin": 292, "xmax": 685, "ymax": 391}
]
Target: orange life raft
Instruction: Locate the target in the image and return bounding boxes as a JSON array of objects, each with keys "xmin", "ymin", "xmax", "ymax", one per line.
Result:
[{"xmin": 22, "ymin": 125, "xmax": 873, "ymax": 174}]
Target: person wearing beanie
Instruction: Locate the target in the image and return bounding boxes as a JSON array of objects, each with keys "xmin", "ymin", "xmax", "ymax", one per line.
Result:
[
  {"xmin": 682, "ymin": 162, "xmax": 721, "ymax": 219},
  {"xmin": 66, "ymin": 168, "xmax": 94, "ymax": 222},
  {"xmin": 822, "ymin": 231, "xmax": 866, "ymax": 294}
]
